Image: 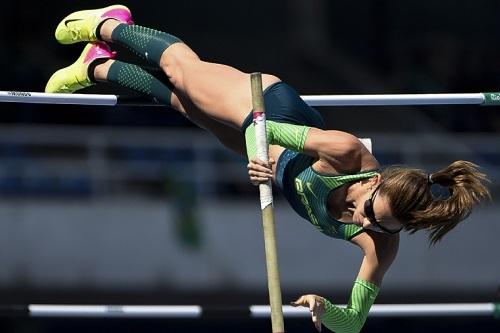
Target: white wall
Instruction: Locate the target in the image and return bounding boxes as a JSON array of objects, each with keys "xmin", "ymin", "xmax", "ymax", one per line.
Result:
[{"xmin": 0, "ymin": 198, "xmax": 497, "ymax": 296}]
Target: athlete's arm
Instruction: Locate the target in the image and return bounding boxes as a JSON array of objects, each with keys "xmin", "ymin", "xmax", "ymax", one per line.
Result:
[
  {"xmin": 302, "ymin": 128, "xmax": 372, "ymax": 173},
  {"xmin": 291, "ymin": 231, "xmax": 398, "ymax": 333},
  {"xmin": 245, "ymin": 122, "xmax": 377, "ymax": 174},
  {"xmin": 350, "ymin": 230, "xmax": 399, "ymax": 286}
]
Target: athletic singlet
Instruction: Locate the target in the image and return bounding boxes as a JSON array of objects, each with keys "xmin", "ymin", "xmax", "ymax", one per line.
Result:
[{"xmin": 276, "ymin": 149, "xmax": 379, "ymax": 240}]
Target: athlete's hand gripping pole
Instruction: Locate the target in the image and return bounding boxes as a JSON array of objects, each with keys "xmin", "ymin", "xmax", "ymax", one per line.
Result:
[{"xmin": 251, "ymin": 73, "xmax": 285, "ymax": 333}]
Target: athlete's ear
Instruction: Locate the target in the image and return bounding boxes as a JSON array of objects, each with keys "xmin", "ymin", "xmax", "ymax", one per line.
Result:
[
  {"xmin": 360, "ymin": 174, "xmax": 381, "ymax": 189},
  {"xmin": 370, "ymin": 173, "xmax": 382, "ymax": 187}
]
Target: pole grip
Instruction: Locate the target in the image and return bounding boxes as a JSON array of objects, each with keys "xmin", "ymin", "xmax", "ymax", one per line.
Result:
[{"xmin": 251, "ymin": 74, "xmax": 272, "ymax": 209}]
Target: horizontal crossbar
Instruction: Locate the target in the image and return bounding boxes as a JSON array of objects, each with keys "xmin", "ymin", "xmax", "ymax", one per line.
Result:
[{"xmin": 2, "ymin": 91, "xmax": 500, "ymax": 107}]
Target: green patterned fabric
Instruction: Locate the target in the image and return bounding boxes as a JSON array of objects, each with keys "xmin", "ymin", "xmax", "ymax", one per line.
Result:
[
  {"xmin": 107, "ymin": 60, "xmax": 172, "ymax": 105},
  {"xmin": 111, "ymin": 24, "xmax": 182, "ymax": 64},
  {"xmin": 321, "ymin": 279, "xmax": 379, "ymax": 333},
  {"xmin": 244, "ymin": 120, "xmax": 310, "ymax": 160},
  {"xmin": 292, "ymin": 162, "xmax": 377, "ymax": 239}
]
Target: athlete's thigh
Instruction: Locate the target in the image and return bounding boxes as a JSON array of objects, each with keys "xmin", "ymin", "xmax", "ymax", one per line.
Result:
[
  {"xmin": 180, "ymin": 61, "xmax": 280, "ymax": 128},
  {"xmin": 173, "ymin": 91, "xmax": 246, "ymax": 155}
]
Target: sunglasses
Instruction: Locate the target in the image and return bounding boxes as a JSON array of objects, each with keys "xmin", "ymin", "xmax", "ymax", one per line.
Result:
[{"xmin": 364, "ymin": 185, "xmax": 403, "ymax": 234}]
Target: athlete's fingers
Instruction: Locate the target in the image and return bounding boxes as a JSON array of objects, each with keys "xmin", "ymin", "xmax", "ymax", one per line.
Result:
[
  {"xmin": 249, "ymin": 158, "xmax": 274, "ymax": 170},
  {"xmin": 313, "ymin": 315, "xmax": 322, "ymax": 332},
  {"xmin": 252, "ymin": 165, "xmax": 272, "ymax": 174},
  {"xmin": 290, "ymin": 295, "xmax": 306, "ymax": 307},
  {"xmin": 248, "ymin": 170, "xmax": 272, "ymax": 179},
  {"xmin": 311, "ymin": 310, "xmax": 322, "ymax": 332},
  {"xmin": 291, "ymin": 295, "xmax": 316, "ymax": 309},
  {"xmin": 311, "ymin": 297, "xmax": 324, "ymax": 332},
  {"xmin": 291, "ymin": 295, "xmax": 324, "ymax": 332},
  {"xmin": 308, "ymin": 295, "xmax": 317, "ymax": 311},
  {"xmin": 247, "ymin": 162, "xmax": 273, "ymax": 173},
  {"xmin": 248, "ymin": 168, "xmax": 272, "ymax": 186}
]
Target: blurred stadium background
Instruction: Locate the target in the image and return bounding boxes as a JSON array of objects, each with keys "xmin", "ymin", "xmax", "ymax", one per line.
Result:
[{"xmin": 0, "ymin": 0, "xmax": 499, "ymax": 332}]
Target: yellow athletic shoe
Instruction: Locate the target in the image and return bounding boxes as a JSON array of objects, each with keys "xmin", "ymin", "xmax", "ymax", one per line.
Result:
[
  {"xmin": 45, "ymin": 42, "xmax": 116, "ymax": 93},
  {"xmin": 55, "ymin": 4, "xmax": 133, "ymax": 44}
]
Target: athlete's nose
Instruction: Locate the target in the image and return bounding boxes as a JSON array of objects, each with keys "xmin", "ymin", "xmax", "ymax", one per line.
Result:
[
  {"xmin": 362, "ymin": 218, "xmax": 373, "ymax": 229},
  {"xmin": 352, "ymin": 213, "xmax": 364, "ymax": 226}
]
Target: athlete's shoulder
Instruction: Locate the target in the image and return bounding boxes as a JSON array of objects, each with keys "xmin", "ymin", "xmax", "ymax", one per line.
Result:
[{"xmin": 305, "ymin": 129, "xmax": 367, "ymax": 173}]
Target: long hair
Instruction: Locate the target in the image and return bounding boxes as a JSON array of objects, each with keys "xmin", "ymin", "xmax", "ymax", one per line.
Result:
[{"xmin": 379, "ymin": 161, "xmax": 490, "ymax": 245}]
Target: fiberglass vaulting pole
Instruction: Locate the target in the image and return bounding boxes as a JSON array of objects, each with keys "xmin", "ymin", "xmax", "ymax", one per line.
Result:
[{"xmin": 250, "ymin": 73, "xmax": 285, "ymax": 333}]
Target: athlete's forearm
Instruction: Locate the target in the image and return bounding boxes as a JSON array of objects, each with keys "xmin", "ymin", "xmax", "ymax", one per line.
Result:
[
  {"xmin": 321, "ymin": 279, "xmax": 379, "ymax": 333},
  {"xmin": 244, "ymin": 121, "xmax": 310, "ymax": 160}
]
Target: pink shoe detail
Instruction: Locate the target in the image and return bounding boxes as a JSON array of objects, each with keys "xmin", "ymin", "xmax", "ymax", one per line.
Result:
[
  {"xmin": 83, "ymin": 42, "xmax": 117, "ymax": 64},
  {"xmin": 102, "ymin": 8, "xmax": 134, "ymax": 25}
]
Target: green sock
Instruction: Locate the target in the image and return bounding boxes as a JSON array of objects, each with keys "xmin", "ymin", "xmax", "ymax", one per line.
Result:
[
  {"xmin": 106, "ymin": 60, "xmax": 172, "ymax": 106},
  {"xmin": 111, "ymin": 24, "xmax": 182, "ymax": 65}
]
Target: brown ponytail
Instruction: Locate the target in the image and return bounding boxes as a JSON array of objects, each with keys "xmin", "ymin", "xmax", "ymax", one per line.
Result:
[{"xmin": 379, "ymin": 161, "xmax": 490, "ymax": 245}]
